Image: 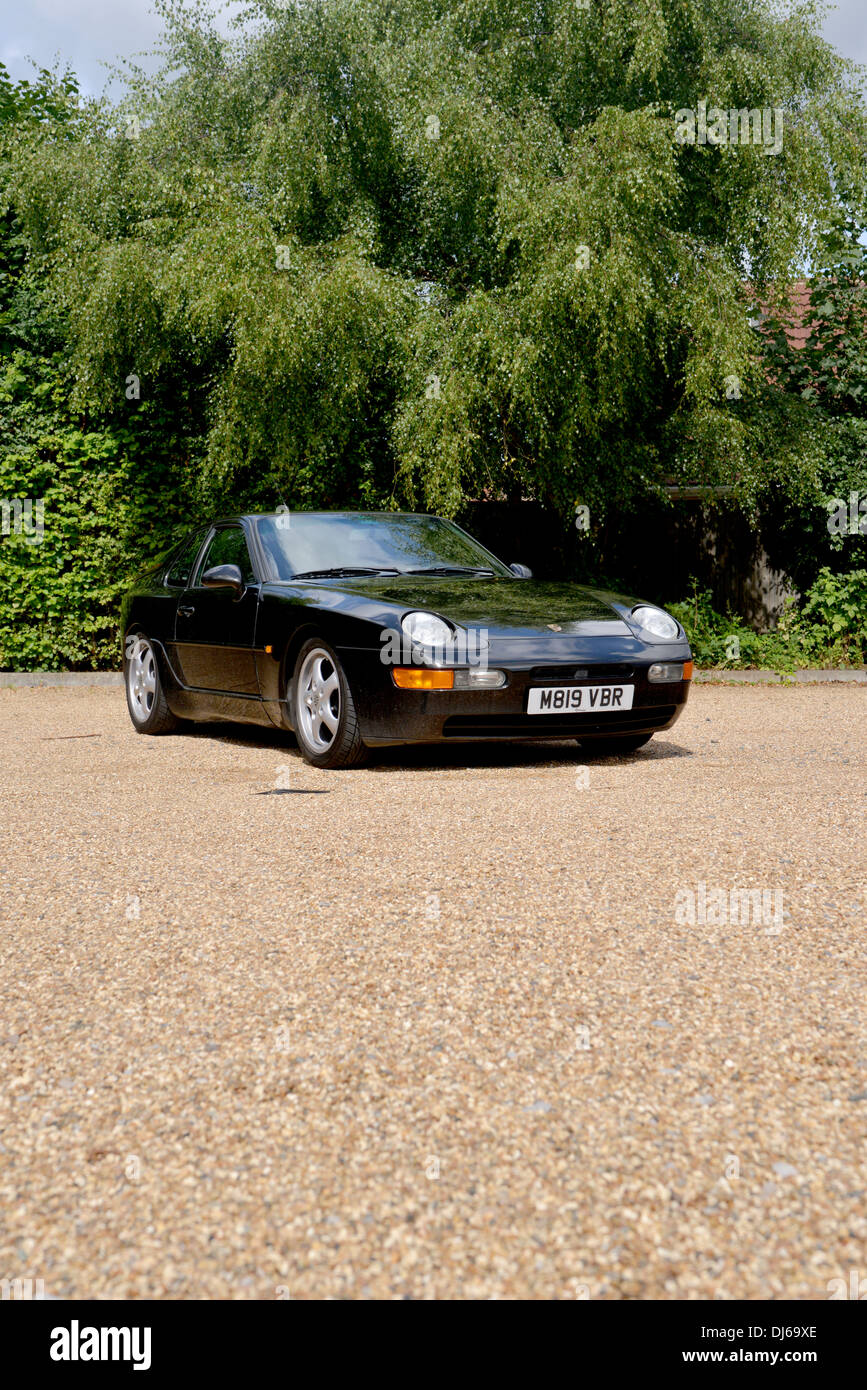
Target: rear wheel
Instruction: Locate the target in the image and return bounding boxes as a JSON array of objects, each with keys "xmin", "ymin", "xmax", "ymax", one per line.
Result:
[
  {"xmin": 291, "ymin": 639, "xmax": 368, "ymax": 769},
  {"xmin": 124, "ymin": 634, "xmax": 179, "ymax": 734},
  {"xmin": 578, "ymin": 733, "xmax": 653, "ymax": 755}
]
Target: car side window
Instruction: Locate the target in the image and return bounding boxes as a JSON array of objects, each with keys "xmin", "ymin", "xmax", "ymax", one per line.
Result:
[
  {"xmin": 166, "ymin": 531, "xmax": 205, "ymax": 589},
  {"xmin": 196, "ymin": 526, "xmax": 256, "ymax": 585}
]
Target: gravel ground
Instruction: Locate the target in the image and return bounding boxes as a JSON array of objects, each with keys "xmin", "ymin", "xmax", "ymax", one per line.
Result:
[{"xmin": 0, "ymin": 684, "xmax": 864, "ymax": 1301}]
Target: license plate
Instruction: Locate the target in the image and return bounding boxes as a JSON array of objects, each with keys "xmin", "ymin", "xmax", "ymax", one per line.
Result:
[{"xmin": 527, "ymin": 684, "xmax": 634, "ymax": 714}]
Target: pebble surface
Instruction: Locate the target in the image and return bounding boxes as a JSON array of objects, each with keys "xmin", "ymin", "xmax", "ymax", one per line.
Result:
[{"xmin": 0, "ymin": 685, "xmax": 864, "ymax": 1300}]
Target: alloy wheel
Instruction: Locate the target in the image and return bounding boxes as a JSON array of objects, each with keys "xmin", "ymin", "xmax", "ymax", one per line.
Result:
[
  {"xmin": 127, "ymin": 636, "xmax": 157, "ymax": 723},
  {"xmin": 297, "ymin": 647, "xmax": 341, "ymax": 752}
]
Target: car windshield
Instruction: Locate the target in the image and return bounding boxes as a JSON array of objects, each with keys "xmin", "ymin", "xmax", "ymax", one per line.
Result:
[{"xmin": 255, "ymin": 513, "xmax": 512, "ymax": 581}]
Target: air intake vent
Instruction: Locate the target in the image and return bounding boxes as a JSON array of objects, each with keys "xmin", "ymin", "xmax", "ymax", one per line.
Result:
[{"xmin": 442, "ymin": 706, "xmax": 676, "ymax": 739}]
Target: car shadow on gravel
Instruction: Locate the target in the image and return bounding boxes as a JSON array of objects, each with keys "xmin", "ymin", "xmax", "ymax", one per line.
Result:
[
  {"xmin": 173, "ymin": 722, "xmax": 693, "ymax": 769},
  {"xmin": 578, "ymin": 741, "xmax": 693, "ymax": 762},
  {"xmin": 364, "ymin": 738, "xmax": 694, "ymax": 770},
  {"xmin": 179, "ymin": 722, "xmax": 293, "ymax": 750}
]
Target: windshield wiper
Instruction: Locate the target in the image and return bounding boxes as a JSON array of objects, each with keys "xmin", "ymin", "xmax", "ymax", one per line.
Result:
[
  {"xmin": 292, "ymin": 566, "xmax": 401, "ymax": 579},
  {"xmin": 405, "ymin": 565, "xmax": 496, "ymax": 576}
]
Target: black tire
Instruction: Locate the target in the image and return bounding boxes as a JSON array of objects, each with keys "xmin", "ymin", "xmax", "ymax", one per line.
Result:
[
  {"xmin": 577, "ymin": 733, "xmax": 653, "ymax": 755},
  {"xmin": 124, "ymin": 633, "xmax": 179, "ymax": 734},
  {"xmin": 290, "ymin": 638, "xmax": 368, "ymax": 769}
]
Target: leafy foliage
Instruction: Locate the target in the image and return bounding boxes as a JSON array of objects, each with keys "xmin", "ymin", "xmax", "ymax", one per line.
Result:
[
  {"xmin": 797, "ymin": 566, "xmax": 867, "ymax": 659},
  {"xmin": 764, "ymin": 218, "xmax": 867, "ymax": 417},
  {"xmin": 670, "ymin": 569, "xmax": 867, "ymax": 669},
  {"xmin": 0, "ymin": 347, "xmax": 200, "ymax": 669}
]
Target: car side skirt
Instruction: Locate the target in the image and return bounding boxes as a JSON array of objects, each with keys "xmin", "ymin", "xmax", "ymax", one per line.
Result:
[{"xmin": 153, "ymin": 639, "xmax": 276, "ymax": 728}]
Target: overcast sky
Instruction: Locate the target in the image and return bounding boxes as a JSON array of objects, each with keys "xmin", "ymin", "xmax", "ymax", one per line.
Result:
[
  {"xmin": 0, "ymin": 1, "xmax": 247, "ymax": 94},
  {"xmin": 0, "ymin": 0, "xmax": 864, "ymax": 95}
]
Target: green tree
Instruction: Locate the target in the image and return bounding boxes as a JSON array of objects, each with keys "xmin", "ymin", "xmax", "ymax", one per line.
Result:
[{"xmin": 7, "ymin": 0, "xmax": 865, "ymax": 524}]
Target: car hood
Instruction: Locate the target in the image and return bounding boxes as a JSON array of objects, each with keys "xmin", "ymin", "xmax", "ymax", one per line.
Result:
[{"xmin": 287, "ymin": 576, "xmax": 639, "ymax": 636}]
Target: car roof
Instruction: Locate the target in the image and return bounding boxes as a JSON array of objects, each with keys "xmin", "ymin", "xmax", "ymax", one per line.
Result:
[
  {"xmin": 239, "ymin": 511, "xmax": 438, "ymax": 522},
  {"xmin": 202, "ymin": 512, "xmax": 443, "ymax": 525}
]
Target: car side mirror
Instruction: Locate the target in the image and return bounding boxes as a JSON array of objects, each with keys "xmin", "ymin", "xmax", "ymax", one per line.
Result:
[
  {"xmin": 202, "ymin": 563, "xmax": 244, "ymax": 596},
  {"xmin": 509, "ymin": 562, "xmax": 533, "ymax": 579}
]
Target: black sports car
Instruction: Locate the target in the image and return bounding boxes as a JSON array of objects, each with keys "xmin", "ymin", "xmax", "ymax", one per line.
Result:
[{"xmin": 121, "ymin": 511, "xmax": 692, "ymax": 767}]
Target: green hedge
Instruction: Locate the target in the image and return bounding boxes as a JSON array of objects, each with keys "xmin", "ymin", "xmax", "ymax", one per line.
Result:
[{"xmin": 0, "ymin": 349, "xmax": 198, "ymax": 669}]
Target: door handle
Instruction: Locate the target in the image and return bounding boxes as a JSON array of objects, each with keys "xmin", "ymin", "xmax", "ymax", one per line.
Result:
[{"xmin": 178, "ymin": 605, "xmax": 195, "ymax": 618}]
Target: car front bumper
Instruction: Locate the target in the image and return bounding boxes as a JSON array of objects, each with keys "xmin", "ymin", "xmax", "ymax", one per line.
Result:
[{"xmin": 338, "ymin": 642, "xmax": 692, "ymax": 746}]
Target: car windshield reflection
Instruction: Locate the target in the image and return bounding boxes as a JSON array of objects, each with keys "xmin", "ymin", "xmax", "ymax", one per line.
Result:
[{"xmin": 255, "ymin": 512, "xmax": 512, "ymax": 581}]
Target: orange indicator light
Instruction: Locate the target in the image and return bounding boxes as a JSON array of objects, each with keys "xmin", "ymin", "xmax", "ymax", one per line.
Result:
[{"xmin": 392, "ymin": 668, "xmax": 454, "ymax": 690}]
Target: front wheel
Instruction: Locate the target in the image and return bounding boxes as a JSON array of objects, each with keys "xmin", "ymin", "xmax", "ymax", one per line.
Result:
[
  {"xmin": 124, "ymin": 634, "xmax": 179, "ymax": 734},
  {"xmin": 291, "ymin": 639, "xmax": 368, "ymax": 769},
  {"xmin": 578, "ymin": 733, "xmax": 653, "ymax": 755}
]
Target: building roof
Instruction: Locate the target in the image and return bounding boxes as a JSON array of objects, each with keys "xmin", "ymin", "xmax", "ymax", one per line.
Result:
[{"xmin": 754, "ymin": 279, "xmax": 816, "ymax": 350}]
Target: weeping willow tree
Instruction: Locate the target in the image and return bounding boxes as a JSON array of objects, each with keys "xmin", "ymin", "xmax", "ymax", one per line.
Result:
[{"xmin": 6, "ymin": 0, "xmax": 867, "ymax": 524}]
